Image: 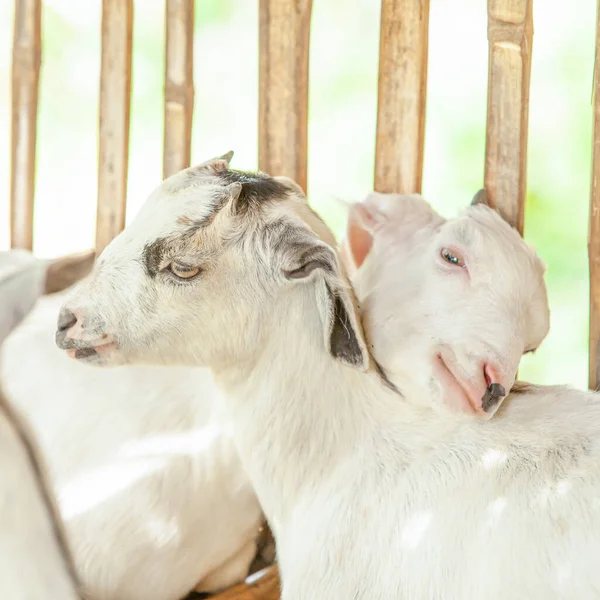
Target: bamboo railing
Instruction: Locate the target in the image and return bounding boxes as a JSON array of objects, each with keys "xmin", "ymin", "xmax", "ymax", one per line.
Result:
[
  {"xmin": 10, "ymin": 0, "xmax": 41, "ymax": 251},
  {"xmin": 590, "ymin": 0, "xmax": 600, "ymax": 390},
  {"xmin": 7, "ymin": 0, "xmax": 600, "ymax": 597},
  {"xmin": 164, "ymin": 0, "xmax": 194, "ymax": 179}
]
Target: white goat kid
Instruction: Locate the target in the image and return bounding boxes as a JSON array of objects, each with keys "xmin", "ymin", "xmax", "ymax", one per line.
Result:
[
  {"xmin": 0, "ymin": 250, "xmax": 93, "ymax": 600},
  {"xmin": 2, "ymin": 184, "xmax": 528, "ymax": 599},
  {"xmin": 2, "ymin": 297, "xmax": 264, "ymax": 600},
  {"xmin": 342, "ymin": 189, "xmax": 550, "ymax": 418},
  {"xmin": 55, "ymin": 155, "xmax": 600, "ymax": 599}
]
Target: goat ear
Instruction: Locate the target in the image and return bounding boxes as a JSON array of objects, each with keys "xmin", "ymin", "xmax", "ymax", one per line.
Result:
[
  {"xmin": 283, "ymin": 241, "xmax": 370, "ymax": 371},
  {"xmin": 342, "ymin": 202, "xmax": 377, "ymax": 271},
  {"xmin": 470, "ymin": 188, "xmax": 523, "ymax": 236},
  {"xmin": 44, "ymin": 249, "xmax": 96, "ymax": 295},
  {"xmin": 471, "ymin": 189, "xmax": 489, "ymax": 207},
  {"xmin": 192, "ymin": 150, "xmax": 235, "ymax": 175}
]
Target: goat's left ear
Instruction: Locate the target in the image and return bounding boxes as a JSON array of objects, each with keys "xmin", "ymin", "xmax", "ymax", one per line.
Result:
[
  {"xmin": 471, "ymin": 188, "xmax": 489, "ymax": 207},
  {"xmin": 340, "ymin": 201, "xmax": 379, "ymax": 274},
  {"xmin": 192, "ymin": 150, "xmax": 235, "ymax": 175},
  {"xmin": 283, "ymin": 240, "xmax": 370, "ymax": 371}
]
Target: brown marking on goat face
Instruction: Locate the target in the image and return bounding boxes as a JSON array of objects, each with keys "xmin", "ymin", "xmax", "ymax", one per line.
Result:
[
  {"xmin": 177, "ymin": 216, "xmax": 194, "ymax": 226},
  {"xmin": 143, "ymin": 238, "xmax": 170, "ymax": 277}
]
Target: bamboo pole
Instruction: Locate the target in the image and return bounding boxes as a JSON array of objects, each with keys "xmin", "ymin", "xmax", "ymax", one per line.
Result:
[
  {"xmin": 10, "ymin": 0, "xmax": 42, "ymax": 250},
  {"xmin": 96, "ymin": 0, "xmax": 133, "ymax": 253},
  {"xmin": 484, "ymin": 0, "xmax": 533, "ymax": 234},
  {"xmin": 589, "ymin": 0, "xmax": 600, "ymax": 390},
  {"xmin": 163, "ymin": 0, "xmax": 194, "ymax": 179},
  {"xmin": 258, "ymin": 0, "xmax": 312, "ymax": 191},
  {"xmin": 209, "ymin": 566, "xmax": 280, "ymax": 600},
  {"xmin": 374, "ymin": 0, "xmax": 429, "ymax": 194}
]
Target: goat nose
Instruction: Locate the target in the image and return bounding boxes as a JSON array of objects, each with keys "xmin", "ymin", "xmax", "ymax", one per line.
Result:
[
  {"xmin": 57, "ymin": 308, "xmax": 77, "ymax": 332},
  {"xmin": 481, "ymin": 362, "xmax": 507, "ymax": 413}
]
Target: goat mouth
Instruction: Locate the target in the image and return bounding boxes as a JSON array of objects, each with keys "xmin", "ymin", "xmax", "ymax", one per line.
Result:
[
  {"xmin": 66, "ymin": 341, "xmax": 116, "ymax": 362},
  {"xmin": 434, "ymin": 353, "xmax": 481, "ymax": 415}
]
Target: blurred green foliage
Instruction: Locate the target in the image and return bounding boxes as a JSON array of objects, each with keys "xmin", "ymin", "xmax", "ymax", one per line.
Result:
[{"xmin": 0, "ymin": 0, "xmax": 596, "ymax": 388}]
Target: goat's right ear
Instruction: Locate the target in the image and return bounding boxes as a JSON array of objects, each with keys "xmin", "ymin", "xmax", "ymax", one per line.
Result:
[{"xmin": 283, "ymin": 240, "xmax": 370, "ymax": 371}]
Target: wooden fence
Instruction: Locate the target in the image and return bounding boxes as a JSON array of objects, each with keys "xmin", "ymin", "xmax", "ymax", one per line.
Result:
[
  {"xmin": 6, "ymin": 9, "xmax": 600, "ymax": 404},
  {"xmin": 13, "ymin": 8, "xmax": 599, "ymax": 383},
  {"xmin": 8, "ymin": 0, "xmax": 600, "ymax": 596}
]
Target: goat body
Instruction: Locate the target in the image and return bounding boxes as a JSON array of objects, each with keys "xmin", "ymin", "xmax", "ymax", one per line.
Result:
[
  {"xmin": 52, "ymin": 159, "xmax": 599, "ymax": 599},
  {"xmin": 0, "ymin": 250, "xmax": 93, "ymax": 599},
  {"xmin": 1, "ymin": 293, "xmax": 263, "ymax": 600},
  {"xmin": 219, "ymin": 303, "xmax": 600, "ymax": 600}
]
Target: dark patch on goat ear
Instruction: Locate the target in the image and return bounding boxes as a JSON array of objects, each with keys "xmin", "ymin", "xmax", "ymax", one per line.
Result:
[
  {"xmin": 285, "ymin": 261, "xmax": 324, "ymax": 279},
  {"xmin": 284, "ymin": 258, "xmax": 334, "ymax": 280},
  {"xmin": 328, "ymin": 286, "xmax": 366, "ymax": 368},
  {"xmin": 283, "ymin": 244, "xmax": 336, "ymax": 280},
  {"xmin": 471, "ymin": 189, "xmax": 489, "ymax": 207}
]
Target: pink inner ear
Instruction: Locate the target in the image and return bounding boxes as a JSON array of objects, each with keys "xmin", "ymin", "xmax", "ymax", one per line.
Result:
[{"xmin": 346, "ymin": 215, "xmax": 374, "ymax": 269}]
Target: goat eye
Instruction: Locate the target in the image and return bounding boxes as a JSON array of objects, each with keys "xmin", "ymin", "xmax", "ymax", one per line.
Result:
[
  {"xmin": 524, "ymin": 348, "xmax": 537, "ymax": 355},
  {"xmin": 440, "ymin": 248, "xmax": 465, "ymax": 268},
  {"xmin": 167, "ymin": 263, "xmax": 202, "ymax": 280}
]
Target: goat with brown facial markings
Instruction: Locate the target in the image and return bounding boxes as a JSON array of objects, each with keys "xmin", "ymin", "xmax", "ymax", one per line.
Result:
[
  {"xmin": 53, "ymin": 156, "xmax": 600, "ymax": 600},
  {"xmin": 2, "ymin": 178, "xmax": 546, "ymax": 599}
]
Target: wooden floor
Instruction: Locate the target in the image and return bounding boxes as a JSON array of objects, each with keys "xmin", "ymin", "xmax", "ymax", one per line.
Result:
[{"xmin": 208, "ymin": 566, "xmax": 280, "ymax": 600}]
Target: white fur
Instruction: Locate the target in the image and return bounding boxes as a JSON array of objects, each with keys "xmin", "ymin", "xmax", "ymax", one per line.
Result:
[
  {"xmin": 54, "ymin": 160, "xmax": 600, "ymax": 599},
  {"xmin": 343, "ymin": 191, "xmax": 550, "ymax": 418},
  {"xmin": 1, "ymin": 295, "xmax": 263, "ymax": 600},
  {"xmin": 0, "ymin": 252, "xmax": 83, "ymax": 600}
]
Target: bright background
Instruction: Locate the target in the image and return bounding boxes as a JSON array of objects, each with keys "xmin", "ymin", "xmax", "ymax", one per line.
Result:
[{"xmin": 0, "ymin": 0, "xmax": 595, "ymax": 388}]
